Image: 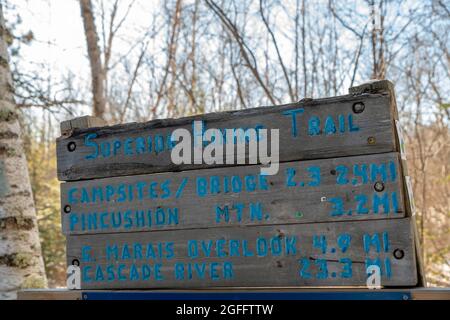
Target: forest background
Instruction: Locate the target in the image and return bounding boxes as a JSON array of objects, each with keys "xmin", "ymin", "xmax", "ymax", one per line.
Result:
[{"xmin": 2, "ymin": 0, "xmax": 449, "ymax": 287}]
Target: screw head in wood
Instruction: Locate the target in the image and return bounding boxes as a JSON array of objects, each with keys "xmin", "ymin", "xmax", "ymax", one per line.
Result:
[
  {"xmin": 72, "ymin": 259, "xmax": 80, "ymax": 266},
  {"xmin": 367, "ymin": 136, "xmax": 376, "ymax": 145},
  {"xmin": 352, "ymin": 102, "xmax": 365, "ymax": 113},
  {"xmin": 67, "ymin": 141, "xmax": 76, "ymax": 152},
  {"xmin": 374, "ymin": 181, "xmax": 385, "ymax": 192},
  {"xmin": 295, "ymin": 211, "xmax": 303, "ymax": 218},
  {"xmin": 393, "ymin": 249, "xmax": 405, "ymax": 260}
]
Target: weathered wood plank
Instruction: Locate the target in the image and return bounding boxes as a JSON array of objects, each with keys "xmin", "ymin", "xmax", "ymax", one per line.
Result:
[
  {"xmin": 410, "ymin": 288, "xmax": 450, "ymax": 300},
  {"xmin": 60, "ymin": 115, "xmax": 107, "ymax": 136},
  {"xmin": 17, "ymin": 289, "xmax": 82, "ymax": 300},
  {"xmin": 57, "ymin": 93, "xmax": 397, "ymax": 181},
  {"xmin": 349, "ymin": 79, "xmax": 396, "ymax": 96},
  {"xmin": 350, "ymin": 80, "xmax": 425, "ymax": 287},
  {"xmin": 66, "ymin": 218, "xmax": 417, "ymax": 289},
  {"xmin": 61, "ymin": 152, "xmax": 405, "ymax": 235}
]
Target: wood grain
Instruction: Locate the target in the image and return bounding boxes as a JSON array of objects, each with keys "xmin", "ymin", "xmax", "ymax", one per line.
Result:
[
  {"xmin": 57, "ymin": 93, "xmax": 396, "ymax": 181},
  {"xmin": 61, "ymin": 152, "xmax": 405, "ymax": 235},
  {"xmin": 66, "ymin": 217, "xmax": 417, "ymax": 289}
]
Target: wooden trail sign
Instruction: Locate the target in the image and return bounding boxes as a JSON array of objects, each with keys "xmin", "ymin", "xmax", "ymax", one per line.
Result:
[
  {"xmin": 66, "ymin": 217, "xmax": 417, "ymax": 289},
  {"xmin": 58, "ymin": 80, "xmax": 424, "ymax": 289},
  {"xmin": 61, "ymin": 152, "xmax": 406, "ymax": 235},
  {"xmin": 57, "ymin": 93, "xmax": 398, "ymax": 181}
]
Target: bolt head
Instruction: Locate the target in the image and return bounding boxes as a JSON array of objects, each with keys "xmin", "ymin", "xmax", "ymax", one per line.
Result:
[
  {"xmin": 72, "ymin": 259, "xmax": 80, "ymax": 266},
  {"xmin": 67, "ymin": 142, "xmax": 76, "ymax": 152},
  {"xmin": 393, "ymin": 249, "xmax": 405, "ymax": 260},
  {"xmin": 352, "ymin": 102, "xmax": 365, "ymax": 113},
  {"xmin": 374, "ymin": 181, "xmax": 385, "ymax": 192}
]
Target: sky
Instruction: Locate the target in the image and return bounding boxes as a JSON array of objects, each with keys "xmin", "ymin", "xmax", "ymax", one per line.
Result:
[
  {"xmin": 4, "ymin": 0, "xmax": 441, "ymax": 127},
  {"xmin": 5, "ymin": 0, "xmax": 161, "ymax": 120},
  {"xmin": 8, "ymin": 0, "xmax": 88, "ymax": 82},
  {"xmin": 7, "ymin": 0, "xmax": 163, "ymax": 76},
  {"xmin": 6, "ymin": 0, "xmax": 355, "ymax": 97}
]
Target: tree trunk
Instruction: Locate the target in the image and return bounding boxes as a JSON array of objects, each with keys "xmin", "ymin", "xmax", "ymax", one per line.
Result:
[
  {"xmin": 0, "ymin": 5, "xmax": 47, "ymax": 299},
  {"xmin": 79, "ymin": 0, "xmax": 106, "ymax": 120}
]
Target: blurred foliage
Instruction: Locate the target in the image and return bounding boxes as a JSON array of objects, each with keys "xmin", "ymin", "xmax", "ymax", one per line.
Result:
[
  {"xmin": 23, "ymin": 129, "xmax": 66, "ymax": 288},
  {"xmin": 405, "ymin": 121, "xmax": 450, "ymax": 287},
  {"xmin": 3, "ymin": 3, "xmax": 67, "ymax": 287}
]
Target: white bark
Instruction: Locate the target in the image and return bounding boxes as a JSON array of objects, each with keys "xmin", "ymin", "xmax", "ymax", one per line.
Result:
[{"xmin": 0, "ymin": 4, "xmax": 47, "ymax": 300}]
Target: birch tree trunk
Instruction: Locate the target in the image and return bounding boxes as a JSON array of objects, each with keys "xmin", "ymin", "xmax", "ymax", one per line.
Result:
[
  {"xmin": 79, "ymin": 0, "xmax": 106, "ymax": 120},
  {"xmin": 0, "ymin": 5, "xmax": 47, "ymax": 300}
]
